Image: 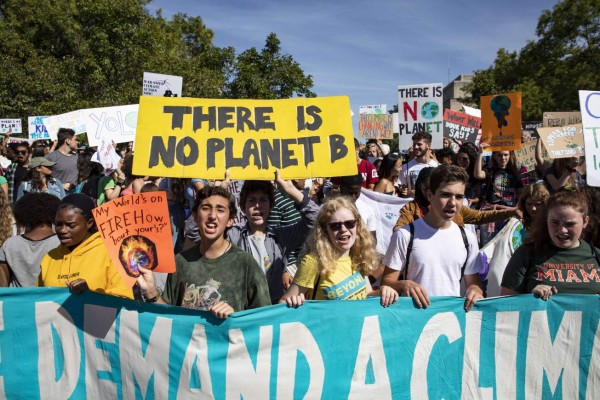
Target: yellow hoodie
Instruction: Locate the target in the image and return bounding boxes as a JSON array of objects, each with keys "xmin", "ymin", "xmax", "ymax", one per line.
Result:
[{"xmin": 38, "ymin": 232, "xmax": 133, "ymax": 299}]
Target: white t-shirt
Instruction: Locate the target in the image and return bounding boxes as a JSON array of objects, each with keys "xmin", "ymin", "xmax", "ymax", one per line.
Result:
[
  {"xmin": 383, "ymin": 218, "xmax": 481, "ymax": 296},
  {"xmin": 354, "ymin": 196, "xmax": 378, "ymax": 233},
  {"xmin": 398, "ymin": 159, "xmax": 439, "ymax": 191}
]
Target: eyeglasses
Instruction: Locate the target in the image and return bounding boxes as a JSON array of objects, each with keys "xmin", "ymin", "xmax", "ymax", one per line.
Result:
[
  {"xmin": 327, "ymin": 220, "xmax": 357, "ymax": 231},
  {"xmin": 16, "ymin": 150, "xmax": 28, "ymax": 155}
]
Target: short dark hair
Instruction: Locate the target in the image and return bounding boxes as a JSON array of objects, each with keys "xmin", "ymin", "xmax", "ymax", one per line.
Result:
[
  {"xmin": 239, "ymin": 181, "xmax": 274, "ymax": 210},
  {"xmin": 13, "ymin": 193, "xmax": 61, "ymax": 231},
  {"xmin": 339, "ymin": 173, "xmax": 363, "ymax": 191},
  {"xmin": 57, "ymin": 128, "xmax": 76, "ymax": 147},
  {"xmin": 428, "ymin": 165, "xmax": 468, "ymax": 195},
  {"xmin": 192, "ymin": 186, "xmax": 237, "ymax": 218},
  {"xmin": 412, "ymin": 131, "xmax": 432, "ymax": 144}
]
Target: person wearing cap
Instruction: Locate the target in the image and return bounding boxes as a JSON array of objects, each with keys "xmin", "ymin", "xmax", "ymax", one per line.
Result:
[
  {"xmin": 16, "ymin": 157, "xmax": 66, "ymax": 201},
  {"xmin": 37, "ymin": 193, "xmax": 133, "ymax": 298}
]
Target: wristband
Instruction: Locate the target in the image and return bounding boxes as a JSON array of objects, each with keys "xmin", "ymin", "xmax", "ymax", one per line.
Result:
[{"xmin": 144, "ymin": 289, "xmax": 160, "ymax": 303}]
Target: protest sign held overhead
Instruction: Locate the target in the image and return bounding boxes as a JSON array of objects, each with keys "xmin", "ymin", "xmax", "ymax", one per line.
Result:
[
  {"xmin": 28, "ymin": 116, "xmax": 50, "ymax": 140},
  {"xmin": 44, "ymin": 110, "xmax": 86, "ymax": 140},
  {"xmin": 480, "ymin": 92, "xmax": 522, "ymax": 151},
  {"xmin": 132, "ymin": 96, "xmax": 356, "ymax": 180},
  {"xmin": 543, "ymin": 111, "xmax": 581, "ymax": 127},
  {"xmin": 0, "ymin": 119, "xmax": 21, "ymax": 134},
  {"xmin": 397, "ymin": 83, "xmax": 443, "ymax": 150},
  {"xmin": 143, "ymin": 72, "xmax": 183, "ymax": 97},
  {"xmin": 514, "ymin": 139, "xmax": 550, "ymax": 174},
  {"xmin": 82, "ymin": 104, "xmax": 138, "ymax": 147},
  {"xmin": 92, "ymin": 192, "xmax": 175, "ymax": 288},
  {"xmin": 521, "ymin": 121, "xmax": 542, "ymax": 140},
  {"xmin": 579, "ymin": 90, "xmax": 600, "ymax": 186},
  {"xmin": 442, "ymin": 109, "xmax": 480, "ymax": 143},
  {"xmin": 358, "ymin": 104, "xmax": 386, "ymax": 114},
  {"xmin": 358, "ymin": 114, "xmax": 394, "ymax": 139},
  {"xmin": 537, "ymin": 124, "xmax": 585, "ymax": 159}
]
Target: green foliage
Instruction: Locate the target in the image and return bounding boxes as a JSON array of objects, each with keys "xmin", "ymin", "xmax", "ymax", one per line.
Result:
[
  {"xmin": 0, "ymin": 1, "xmax": 314, "ymax": 123},
  {"xmin": 461, "ymin": 0, "xmax": 600, "ymax": 120}
]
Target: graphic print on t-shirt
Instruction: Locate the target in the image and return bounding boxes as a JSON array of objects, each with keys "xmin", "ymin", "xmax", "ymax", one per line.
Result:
[
  {"xmin": 322, "ymin": 271, "xmax": 366, "ymax": 300},
  {"xmin": 263, "ymin": 256, "xmax": 272, "ymax": 272},
  {"xmin": 181, "ymin": 279, "xmax": 222, "ymax": 310}
]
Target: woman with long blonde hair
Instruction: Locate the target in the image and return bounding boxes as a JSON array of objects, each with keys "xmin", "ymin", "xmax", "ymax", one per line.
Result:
[{"xmin": 280, "ymin": 196, "xmax": 397, "ymax": 306}]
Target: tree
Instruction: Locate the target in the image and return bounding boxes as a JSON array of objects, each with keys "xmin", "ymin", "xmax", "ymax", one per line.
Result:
[
  {"xmin": 461, "ymin": 0, "xmax": 600, "ymax": 120},
  {"xmin": 0, "ymin": 1, "xmax": 314, "ymax": 129}
]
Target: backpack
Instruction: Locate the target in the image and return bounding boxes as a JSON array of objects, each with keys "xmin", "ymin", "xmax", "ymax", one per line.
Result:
[{"xmin": 401, "ymin": 222, "xmax": 469, "ymax": 281}]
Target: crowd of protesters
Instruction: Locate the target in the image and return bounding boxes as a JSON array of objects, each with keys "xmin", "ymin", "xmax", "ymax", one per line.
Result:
[{"xmin": 0, "ymin": 125, "xmax": 598, "ymax": 320}]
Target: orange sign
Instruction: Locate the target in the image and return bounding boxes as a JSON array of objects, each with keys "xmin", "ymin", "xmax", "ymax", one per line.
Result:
[
  {"xmin": 480, "ymin": 92, "xmax": 522, "ymax": 151},
  {"xmin": 92, "ymin": 192, "xmax": 175, "ymax": 287}
]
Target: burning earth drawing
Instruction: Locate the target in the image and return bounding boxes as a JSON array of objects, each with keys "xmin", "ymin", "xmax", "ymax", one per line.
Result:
[{"xmin": 118, "ymin": 235, "xmax": 158, "ymax": 277}]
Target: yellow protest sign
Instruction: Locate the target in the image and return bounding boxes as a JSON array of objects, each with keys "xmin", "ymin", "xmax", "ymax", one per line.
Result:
[
  {"xmin": 132, "ymin": 96, "xmax": 357, "ymax": 180},
  {"xmin": 480, "ymin": 92, "xmax": 522, "ymax": 151}
]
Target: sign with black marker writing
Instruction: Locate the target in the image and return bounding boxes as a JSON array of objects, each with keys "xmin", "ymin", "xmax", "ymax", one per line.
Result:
[{"xmin": 132, "ymin": 96, "xmax": 356, "ymax": 179}]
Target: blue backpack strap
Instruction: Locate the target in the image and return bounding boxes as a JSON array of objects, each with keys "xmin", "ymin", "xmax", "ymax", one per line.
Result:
[{"xmin": 400, "ymin": 223, "xmax": 415, "ymax": 280}]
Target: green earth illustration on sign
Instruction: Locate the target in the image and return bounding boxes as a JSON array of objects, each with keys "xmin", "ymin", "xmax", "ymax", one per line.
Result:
[{"xmin": 421, "ymin": 102, "xmax": 439, "ymax": 119}]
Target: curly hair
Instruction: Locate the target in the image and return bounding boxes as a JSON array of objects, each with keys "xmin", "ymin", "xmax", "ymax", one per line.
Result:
[
  {"xmin": 0, "ymin": 192, "xmax": 13, "ymax": 247},
  {"xmin": 305, "ymin": 196, "xmax": 379, "ymax": 277},
  {"xmin": 192, "ymin": 186, "xmax": 237, "ymax": 219},
  {"xmin": 517, "ymin": 183, "xmax": 550, "ymax": 230},
  {"xmin": 529, "ymin": 190, "xmax": 588, "ymax": 254},
  {"xmin": 13, "ymin": 193, "xmax": 61, "ymax": 231}
]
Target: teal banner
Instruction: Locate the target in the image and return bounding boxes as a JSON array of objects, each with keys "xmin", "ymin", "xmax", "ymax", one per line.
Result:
[{"xmin": 0, "ymin": 288, "xmax": 598, "ymax": 399}]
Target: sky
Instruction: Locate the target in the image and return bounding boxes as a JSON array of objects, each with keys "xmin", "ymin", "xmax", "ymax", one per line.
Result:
[{"xmin": 148, "ymin": 0, "xmax": 559, "ymax": 125}]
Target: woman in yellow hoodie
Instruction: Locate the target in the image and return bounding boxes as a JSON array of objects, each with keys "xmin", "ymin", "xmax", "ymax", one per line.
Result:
[{"xmin": 37, "ymin": 193, "xmax": 133, "ymax": 298}]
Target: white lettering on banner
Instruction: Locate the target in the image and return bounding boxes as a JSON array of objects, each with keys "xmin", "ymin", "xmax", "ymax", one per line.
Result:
[
  {"xmin": 348, "ymin": 316, "xmax": 391, "ymax": 399},
  {"xmin": 277, "ymin": 322, "xmax": 324, "ymax": 398},
  {"xmin": 35, "ymin": 301, "xmax": 81, "ymax": 399},
  {"xmin": 461, "ymin": 312, "xmax": 493, "ymax": 400},
  {"xmin": 411, "ymin": 312, "xmax": 462, "ymax": 398},
  {"xmin": 83, "ymin": 305, "xmax": 117, "ymax": 399},
  {"xmin": 0, "ymin": 302, "xmax": 4, "ymax": 398},
  {"xmin": 586, "ymin": 322, "xmax": 600, "ymax": 400},
  {"xmin": 177, "ymin": 324, "xmax": 213, "ymax": 399},
  {"xmin": 526, "ymin": 311, "xmax": 582, "ymax": 398},
  {"xmin": 495, "ymin": 311, "xmax": 519, "ymax": 399},
  {"xmin": 119, "ymin": 309, "xmax": 172, "ymax": 399},
  {"xmin": 226, "ymin": 326, "xmax": 273, "ymax": 399}
]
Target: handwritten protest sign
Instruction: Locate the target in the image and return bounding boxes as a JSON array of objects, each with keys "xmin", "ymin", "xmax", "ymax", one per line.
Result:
[
  {"xmin": 132, "ymin": 96, "xmax": 356, "ymax": 180},
  {"xmin": 397, "ymin": 83, "xmax": 443, "ymax": 149},
  {"xmin": 83, "ymin": 104, "xmax": 138, "ymax": 146},
  {"xmin": 359, "ymin": 104, "xmax": 386, "ymax": 114},
  {"xmin": 1, "ymin": 289, "xmax": 599, "ymax": 399},
  {"xmin": 91, "ymin": 139, "xmax": 122, "ymax": 173},
  {"xmin": 514, "ymin": 139, "xmax": 550, "ymax": 173},
  {"xmin": 537, "ymin": 124, "xmax": 584, "ymax": 159},
  {"xmin": 543, "ymin": 111, "xmax": 581, "ymax": 127},
  {"xmin": 27, "ymin": 116, "xmax": 50, "ymax": 140},
  {"xmin": 442, "ymin": 109, "xmax": 480, "ymax": 143},
  {"xmin": 358, "ymin": 114, "xmax": 393, "ymax": 139},
  {"xmin": 143, "ymin": 72, "xmax": 183, "ymax": 97},
  {"xmin": 92, "ymin": 192, "xmax": 175, "ymax": 287},
  {"xmin": 480, "ymin": 92, "xmax": 521, "ymax": 151},
  {"xmin": 0, "ymin": 119, "xmax": 21, "ymax": 134},
  {"xmin": 521, "ymin": 121, "xmax": 542, "ymax": 141},
  {"xmin": 44, "ymin": 110, "xmax": 86, "ymax": 139},
  {"xmin": 579, "ymin": 90, "xmax": 600, "ymax": 186}
]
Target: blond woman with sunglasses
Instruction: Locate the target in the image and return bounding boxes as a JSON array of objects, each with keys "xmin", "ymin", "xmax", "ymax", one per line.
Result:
[{"xmin": 280, "ymin": 196, "xmax": 398, "ymax": 307}]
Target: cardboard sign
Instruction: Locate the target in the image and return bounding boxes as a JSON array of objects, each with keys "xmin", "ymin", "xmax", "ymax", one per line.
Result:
[
  {"xmin": 132, "ymin": 96, "xmax": 357, "ymax": 180},
  {"xmin": 442, "ymin": 109, "xmax": 480, "ymax": 143},
  {"xmin": 542, "ymin": 111, "xmax": 582, "ymax": 127},
  {"xmin": 92, "ymin": 192, "xmax": 175, "ymax": 287},
  {"xmin": 397, "ymin": 83, "xmax": 443, "ymax": 149},
  {"xmin": 480, "ymin": 92, "xmax": 522, "ymax": 151},
  {"xmin": 358, "ymin": 114, "xmax": 394, "ymax": 139},
  {"xmin": 44, "ymin": 110, "xmax": 86, "ymax": 140},
  {"xmin": 143, "ymin": 72, "xmax": 183, "ymax": 97},
  {"xmin": 83, "ymin": 104, "xmax": 138, "ymax": 146},
  {"xmin": 0, "ymin": 119, "xmax": 22, "ymax": 134},
  {"xmin": 358, "ymin": 104, "xmax": 386, "ymax": 114},
  {"xmin": 537, "ymin": 124, "xmax": 585, "ymax": 159},
  {"xmin": 28, "ymin": 116, "xmax": 50, "ymax": 140},
  {"xmin": 579, "ymin": 91, "xmax": 600, "ymax": 186},
  {"xmin": 514, "ymin": 139, "xmax": 550, "ymax": 172}
]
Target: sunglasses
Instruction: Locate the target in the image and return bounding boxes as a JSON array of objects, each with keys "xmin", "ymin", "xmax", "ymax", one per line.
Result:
[
  {"xmin": 16, "ymin": 150, "xmax": 28, "ymax": 155},
  {"xmin": 327, "ymin": 219, "xmax": 357, "ymax": 231}
]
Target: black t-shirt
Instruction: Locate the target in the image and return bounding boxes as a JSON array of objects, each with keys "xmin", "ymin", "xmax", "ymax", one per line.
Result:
[{"xmin": 12, "ymin": 164, "xmax": 27, "ymax": 203}]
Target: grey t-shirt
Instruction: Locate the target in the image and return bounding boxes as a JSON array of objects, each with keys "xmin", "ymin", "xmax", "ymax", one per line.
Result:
[
  {"xmin": 46, "ymin": 151, "xmax": 78, "ymax": 187},
  {"xmin": 0, "ymin": 234, "xmax": 60, "ymax": 287}
]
